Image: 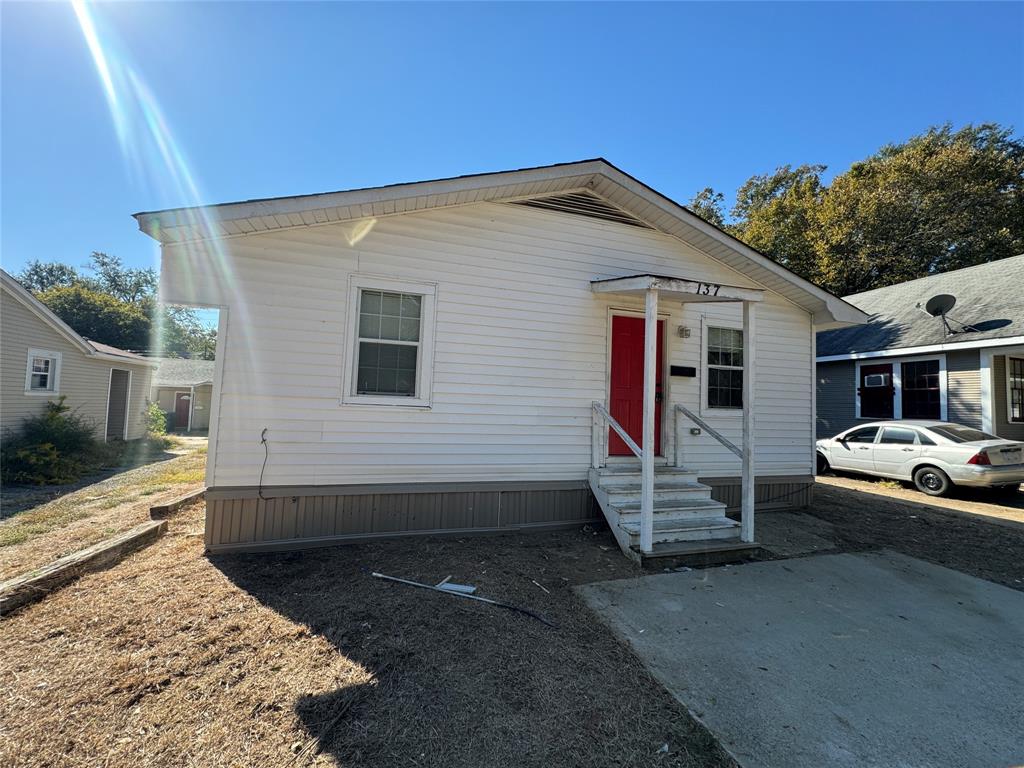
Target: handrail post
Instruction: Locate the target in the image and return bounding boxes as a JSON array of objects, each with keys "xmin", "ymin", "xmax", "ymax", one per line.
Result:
[
  {"xmin": 640, "ymin": 288, "xmax": 657, "ymax": 554},
  {"xmin": 674, "ymin": 405, "xmax": 684, "ymax": 468},
  {"xmin": 591, "ymin": 402, "xmax": 603, "ymax": 469},
  {"xmin": 741, "ymin": 300, "xmax": 756, "ymax": 542}
]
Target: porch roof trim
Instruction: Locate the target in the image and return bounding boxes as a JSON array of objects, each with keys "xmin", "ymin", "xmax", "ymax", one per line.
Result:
[{"xmin": 591, "ymin": 274, "xmax": 764, "ymax": 304}]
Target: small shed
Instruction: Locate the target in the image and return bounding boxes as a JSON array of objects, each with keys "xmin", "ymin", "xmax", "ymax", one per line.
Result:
[{"xmin": 150, "ymin": 358, "xmax": 215, "ymax": 432}]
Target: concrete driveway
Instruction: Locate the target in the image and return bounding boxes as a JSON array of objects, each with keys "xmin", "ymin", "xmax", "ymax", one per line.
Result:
[{"xmin": 579, "ymin": 551, "xmax": 1024, "ymax": 768}]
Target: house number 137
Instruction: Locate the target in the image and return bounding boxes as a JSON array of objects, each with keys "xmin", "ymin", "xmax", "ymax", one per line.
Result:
[{"xmin": 697, "ymin": 282, "xmax": 721, "ymax": 296}]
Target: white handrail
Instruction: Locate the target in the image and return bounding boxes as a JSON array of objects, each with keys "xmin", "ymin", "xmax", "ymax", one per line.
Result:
[
  {"xmin": 592, "ymin": 402, "xmax": 643, "ymax": 464},
  {"xmin": 673, "ymin": 404, "xmax": 743, "ymax": 460}
]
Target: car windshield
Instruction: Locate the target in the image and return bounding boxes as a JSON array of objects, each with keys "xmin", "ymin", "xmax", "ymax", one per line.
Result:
[{"xmin": 928, "ymin": 425, "xmax": 999, "ymax": 443}]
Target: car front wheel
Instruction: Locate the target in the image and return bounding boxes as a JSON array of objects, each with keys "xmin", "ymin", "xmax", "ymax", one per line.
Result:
[{"xmin": 913, "ymin": 466, "xmax": 951, "ymax": 497}]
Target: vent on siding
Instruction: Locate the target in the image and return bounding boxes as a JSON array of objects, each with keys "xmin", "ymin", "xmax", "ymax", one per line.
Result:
[{"xmin": 509, "ymin": 191, "xmax": 653, "ymax": 229}]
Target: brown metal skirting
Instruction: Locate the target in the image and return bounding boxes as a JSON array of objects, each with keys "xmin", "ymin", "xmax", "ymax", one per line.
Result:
[{"xmin": 203, "ymin": 475, "xmax": 813, "ymax": 553}]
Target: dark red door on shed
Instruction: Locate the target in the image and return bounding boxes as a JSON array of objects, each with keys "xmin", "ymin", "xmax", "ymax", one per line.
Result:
[
  {"xmin": 174, "ymin": 392, "xmax": 191, "ymax": 430},
  {"xmin": 609, "ymin": 315, "xmax": 664, "ymax": 456}
]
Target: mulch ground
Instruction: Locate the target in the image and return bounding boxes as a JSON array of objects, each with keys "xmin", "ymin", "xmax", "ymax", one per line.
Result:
[
  {"xmin": 0, "ymin": 501, "xmax": 733, "ymax": 768},
  {"xmin": 804, "ymin": 478, "xmax": 1024, "ymax": 591}
]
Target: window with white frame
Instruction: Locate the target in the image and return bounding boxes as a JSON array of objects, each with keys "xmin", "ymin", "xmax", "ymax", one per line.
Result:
[
  {"xmin": 344, "ymin": 276, "xmax": 436, "ymax": 406},
  {"xmin": 1009, "ymin": 357, "xmax": 1024, "ymax": 423},
  {"xmin": 25, "ymin": 349, "xmax": 61, "ymax": 394},
  {"xmin": 707, "ymin": 327, "xmax": 743, "ymax": 409}
]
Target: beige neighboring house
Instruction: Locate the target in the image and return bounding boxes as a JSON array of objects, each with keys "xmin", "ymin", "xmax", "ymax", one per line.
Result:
[
  {"xmin": 150, "ymin": 358, "xmax": 215, "ymax": 432},
  {"xmin": 1, "ymin": 269, "xmax": 156, "ymax": 442}
]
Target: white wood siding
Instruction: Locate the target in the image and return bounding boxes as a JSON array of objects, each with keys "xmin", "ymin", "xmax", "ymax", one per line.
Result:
[
  {"xmin": 161, "ymin": 202, "xmax": 815, "ymax": 487},
  {"xmin": 1, "ymin": 288, "xmax": 152, "ymax": 440}
]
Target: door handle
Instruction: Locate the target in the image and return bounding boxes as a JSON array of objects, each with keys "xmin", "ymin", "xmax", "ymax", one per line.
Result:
[
  {"xmin": 902, "ymin": 447, "xmax": 915, "ymax": 452},
  {"xmin": 858, "ymin": 447, "xmax": 870, "ymax": 450}
]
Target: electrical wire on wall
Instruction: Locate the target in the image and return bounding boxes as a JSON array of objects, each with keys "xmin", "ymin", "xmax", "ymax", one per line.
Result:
[{"xmin": 258, "ymin": 428, "xmax": 269, "ymax": 500}]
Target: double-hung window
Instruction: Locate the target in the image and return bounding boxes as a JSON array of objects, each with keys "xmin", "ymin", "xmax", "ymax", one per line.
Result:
[
  {"xmin": 1009, "ymin": 357, "xmax": 1024, "ymax": 423},
  {"xmin": 707, "ymin": 327, "xmax": 743, "ymax": 409},
  {"xmin": 344, "ymin": 276, "xmax": 436, "ymax": 407},
  {"xmin": 25, "ymin": 349, "xmax": 61, "ymax": 395}
]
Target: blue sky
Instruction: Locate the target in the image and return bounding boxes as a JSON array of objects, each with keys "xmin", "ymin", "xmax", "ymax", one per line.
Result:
[{"xmin": 2, "ymin": 1, "xmax": 1022, "ymax": 280}]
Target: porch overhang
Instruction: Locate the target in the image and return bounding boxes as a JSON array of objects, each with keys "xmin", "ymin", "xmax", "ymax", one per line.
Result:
[{"xmin": 591, "ymin": 274, "xmax": 764, "ymax": 304}]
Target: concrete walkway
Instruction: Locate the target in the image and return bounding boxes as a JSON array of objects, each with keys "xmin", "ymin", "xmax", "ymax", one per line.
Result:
[{"xmin": 579, "ymin": 551, "xmax": 1024, "ymax": 768}]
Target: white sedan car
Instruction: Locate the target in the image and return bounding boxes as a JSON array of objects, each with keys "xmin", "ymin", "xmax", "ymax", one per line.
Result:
[{"xmin": 816, "ymin": 421, "xmax": 1024, "ymax": 497}]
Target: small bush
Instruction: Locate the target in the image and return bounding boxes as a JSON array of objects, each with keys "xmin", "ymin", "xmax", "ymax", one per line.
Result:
[
  {"xmin": 146, "ymin": 401, "xmax": 167, "ymax": 436},
  {"xmin": 0, "ymin": 398, "xmax": 109, "ymax": 485}
]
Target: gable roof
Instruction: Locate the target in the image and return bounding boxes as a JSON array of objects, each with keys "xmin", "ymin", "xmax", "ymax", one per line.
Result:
[
  {"xmin": 816, "ymin": 255, "xmax": 1024, "ymax": 359},
  {"xmin": 0, "ymin": 270, "xmax": 157, "ymax": 367},
  {"xmin": 134, "ymin": 159, "xmax": 867, "ymax": 329},
  {"xmin": 152, "ymin": 357, "xmax": 216, "ymax": 387}
]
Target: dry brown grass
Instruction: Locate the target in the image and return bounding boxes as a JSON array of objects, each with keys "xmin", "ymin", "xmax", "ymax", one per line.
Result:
[
  {"xmin": 0, "ymin": 451, "xmax": 206, "ymax": 580},
  {"xmin": 0, "ymin": 502, "xmax": 734, "ymax": 768}
]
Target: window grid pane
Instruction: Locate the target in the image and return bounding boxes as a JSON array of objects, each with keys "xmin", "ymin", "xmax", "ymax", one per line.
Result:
[
  {"xmin": 358, "ymin": 290, "xmax": 420, "ymax": 342},
  {"xmin": 355, "ymin": 289, "xmax": 422, "ymax": 397},
  {"xmin": 1010, "ymin": 358, "xmax": 1024, "ymax": 422},
  {"xmin": 357, "ymin": 342, "xmax": 417, "ymax": 396},
  {"xmin": 900, "ymin": 360, "xmax": 941, "ymax": 419}
]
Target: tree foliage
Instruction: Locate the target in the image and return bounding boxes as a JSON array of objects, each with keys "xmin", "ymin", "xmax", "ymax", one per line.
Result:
[
  {"xmin": 688, "ymin": 187, "xmax": 727, "ymax": 228},
  {"xmin": 38, "ymin": 284, "xmax": 152, "ymax": 350},
  {"xmin": 690, "ymin": 124, "xmax": 1024, "ymax": 296},
  {"xmin": 17, "ymin": 252, "xmax": 216, "ymax": 358}
]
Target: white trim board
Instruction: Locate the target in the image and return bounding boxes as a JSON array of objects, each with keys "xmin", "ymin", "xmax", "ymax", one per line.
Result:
[
  {"xmin": 24, "ymin": 348, "xmax": 62, "ymax": 396},
  {"xmin": 340, "ymin": 274, "xmax": 438, "ymax": 409},
  {"xmin": 818, "ymin": 335, "xmax": 1024, "ymax": 362},
  {"xmin": 1004, "ymin": 353, "xmax": 1024, "ymax": 426}
]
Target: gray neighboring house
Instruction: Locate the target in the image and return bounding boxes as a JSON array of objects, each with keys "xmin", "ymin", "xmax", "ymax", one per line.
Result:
[
  {"xmin": 816, "ymin": 255, "xmax": 1024, "ymax": 440},
  {"xmin": 150, "ymin": 358, "xmax": 215, "ymax": 432},
  {"xmin": 1, "ymin": 269, "xmax": 156, "ymax": 443}
]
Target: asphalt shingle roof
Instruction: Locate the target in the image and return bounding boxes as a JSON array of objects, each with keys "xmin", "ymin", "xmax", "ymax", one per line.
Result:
[
  {"xmin": 817, "ymin": 255, "xmax": 1024, "ymax": 357},
  {"xmin": 152, "ymin": 357, "xmax": 216, "ymax": 387}
]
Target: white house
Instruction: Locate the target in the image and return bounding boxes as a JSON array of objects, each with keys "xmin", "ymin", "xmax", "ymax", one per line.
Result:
[{"xmin": 137, "ymin": 160, "xmax": 866, "ymax": 560}]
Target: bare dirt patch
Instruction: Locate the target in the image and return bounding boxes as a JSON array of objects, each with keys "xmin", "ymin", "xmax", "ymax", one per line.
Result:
[
  {"xmin": 0, "ymin": 450, "xmax": 205, "ymax": 580},
  {"xmin": 0, "ymin": 501, "xmax": 734, "ymax": 768},
  {"xmin": 803, "ymin": 478, "xmax": 1024, "ymax": 591}
]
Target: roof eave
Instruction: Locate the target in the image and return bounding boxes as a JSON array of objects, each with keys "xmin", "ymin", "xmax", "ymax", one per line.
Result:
[{"xmin": 136, "ymin": 159, "xmax": 867, "ymax": 326}]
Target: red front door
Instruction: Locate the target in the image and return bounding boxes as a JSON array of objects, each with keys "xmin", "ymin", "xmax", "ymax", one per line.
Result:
[
  {"xmin": 174, "ymin": 392, "xmax": 191, "ymax": 430},
  {"xmin": 609, "ymin": 315, "xmax": 664, "ymax": 456}
]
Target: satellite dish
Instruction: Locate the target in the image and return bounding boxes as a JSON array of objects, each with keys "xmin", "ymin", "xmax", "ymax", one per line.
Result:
[{"xmin": 924, "ymin": 294, "xmax": 957, "ymax": 317}]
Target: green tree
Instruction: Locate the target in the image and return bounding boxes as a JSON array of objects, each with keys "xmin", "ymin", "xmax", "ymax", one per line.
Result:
[
  {"xmin": 688, "ymin": 187, "xmax": 728, "ymax": 228},
  {"xmin": 714, "ymin": 123, "xmax": 1024, "ymax": 295},
  {"xmin": 16, "ymin": 261, "xmax": 83, "ymax": 293},
  {"xmin": 19, "ymin": 252, "xmax": 216, "ymax": 358},
  {"xmin": 812, "ymin": 124, "xmax": 1024, "ymax": 295},
  {"xmin": 730, "ymin": 164, "xmax": 826, "ymax": 281},
  {"xmin": 38, "ymin": 284, "xmax": 151, "ymax": 350},
  {"xmin": 88, "ymin": 252, "xmax": 157, "ymax": 302}
]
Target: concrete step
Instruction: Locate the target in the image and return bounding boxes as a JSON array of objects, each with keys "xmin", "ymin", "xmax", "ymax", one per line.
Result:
[
  {"xmin": 603, "ymin": 480, "xmax": 714, "ymax": 504},
  {"xmin": 619, "ymin": 517, "xmax": 740, "ymax": 544},
  {"xmin": 630, "ymin": 537, "xmax": 762, "ymax": 567},
  {"xmin": 612, "ymin": 497, "xmax": 727, "ymax": 520},
  {"xmin": 596, "ymin": 465, "xmax": 700, "ymax": 486}
]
